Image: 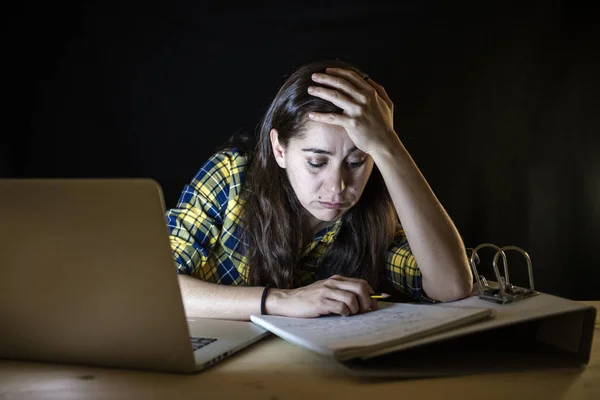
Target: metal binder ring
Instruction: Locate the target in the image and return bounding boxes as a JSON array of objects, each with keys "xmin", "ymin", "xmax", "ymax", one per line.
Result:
[
  {"xmin": 493, "ymin": 246, "xmax": 535, "ymax": 292},
  {"xmin": 470, "ymin": 243, "xmax": 509, "ymax": 296}
]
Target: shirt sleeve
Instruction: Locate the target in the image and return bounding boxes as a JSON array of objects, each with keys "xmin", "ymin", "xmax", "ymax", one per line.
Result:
[
  {"xmin": 165, "ymin": 150, "xmax": 240, "ymax": 282},
  {"xmin": 385, "ymin": 225, "xmax": 435, "ymax": 302}
]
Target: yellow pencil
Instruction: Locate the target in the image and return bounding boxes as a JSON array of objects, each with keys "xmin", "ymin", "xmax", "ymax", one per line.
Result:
[{"xmin": 369, "ymin": 293, "xmax": 390, "ymax": 299}]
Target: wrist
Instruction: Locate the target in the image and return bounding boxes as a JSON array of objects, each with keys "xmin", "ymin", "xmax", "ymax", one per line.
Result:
[
  {"xmin": 264, "ymin": 288, "xmax": 288, "ymax": 316},
  {"xmin": 370, "ymin": 132, "xmax": 404, "ymax": 159},
  {"xmin": 370, "ymin": 137, "xmax": 409, "ymax": 164}
]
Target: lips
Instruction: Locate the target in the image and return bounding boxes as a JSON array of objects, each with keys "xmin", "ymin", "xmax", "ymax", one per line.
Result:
[{"xmin": 319, "ymin": 201, "xmax": 347, "ymax": 209}]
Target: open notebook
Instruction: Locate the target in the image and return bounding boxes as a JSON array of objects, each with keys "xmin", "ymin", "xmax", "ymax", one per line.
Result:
[
  {"xmin": 250, "ymin": 302, "xmax": 494, "ymax": 361},
  {"xmin": 252, "ymin": 244, "xmax": 596, "ymax": 376}
]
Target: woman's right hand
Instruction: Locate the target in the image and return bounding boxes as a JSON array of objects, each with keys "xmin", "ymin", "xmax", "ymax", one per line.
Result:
[{"xmin": 265, "ymin": 274, "xmax": 379, "ymax": 318}]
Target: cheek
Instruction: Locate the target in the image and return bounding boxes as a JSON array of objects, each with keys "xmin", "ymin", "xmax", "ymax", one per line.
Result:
[
  {"xmin": 288, "ymin": 168, "xmax": 320, "ymax": 193},
  {"xmin": 298, "ymin": 172, "xmax": 321, "ymax": 193},
  {"xmin": 352, "ymin": 166, "xmax": 373, "ymax": 192}
]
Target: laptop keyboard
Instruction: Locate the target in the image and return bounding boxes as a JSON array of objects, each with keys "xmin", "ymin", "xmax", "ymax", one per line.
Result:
[{"xmin": 190, "ymin": 336, "xmax": 217, "ymax": 351}]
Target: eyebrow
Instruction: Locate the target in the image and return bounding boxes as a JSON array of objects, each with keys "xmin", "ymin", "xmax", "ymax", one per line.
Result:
[{"xmin": 301, "ymin": 146, "xmax": 359, "ymax": 158}]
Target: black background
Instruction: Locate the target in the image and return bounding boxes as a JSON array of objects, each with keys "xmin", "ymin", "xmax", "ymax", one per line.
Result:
[{"xmin": 5, "ymin": 0, "xmax": 599, "ymax": 299}]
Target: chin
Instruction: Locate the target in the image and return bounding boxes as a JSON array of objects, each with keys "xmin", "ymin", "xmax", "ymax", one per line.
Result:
[{"xmin": 316, "ymin": 209, "xmax": 346, "ymax": 221}]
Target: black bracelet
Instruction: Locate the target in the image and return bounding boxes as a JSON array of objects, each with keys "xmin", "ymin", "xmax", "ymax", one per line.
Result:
[{"xmin": 260, "ymin": 286, "xmax": 270, "ymax": 315}]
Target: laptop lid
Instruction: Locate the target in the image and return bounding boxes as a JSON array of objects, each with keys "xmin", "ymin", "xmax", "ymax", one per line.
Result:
[{"xmin": 0, "ymin": 179, "xmax": 197, "ymax": 373}]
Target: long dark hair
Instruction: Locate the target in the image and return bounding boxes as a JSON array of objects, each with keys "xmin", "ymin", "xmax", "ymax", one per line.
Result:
[{"xmin": 236, "ymin": 60, "xmax": 398, "ymax": 290}]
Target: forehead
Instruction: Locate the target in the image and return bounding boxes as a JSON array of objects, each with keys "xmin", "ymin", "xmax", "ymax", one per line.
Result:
[{"xmin": 290, "ymin": 121, "xmax": 356, "ymax": 152}]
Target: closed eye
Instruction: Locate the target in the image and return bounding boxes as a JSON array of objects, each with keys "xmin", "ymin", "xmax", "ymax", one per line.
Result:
[
  {"xmin": 307, "ymin": 160, "xmax": 365, "ymax": 169},
  {"xmin": 307, "ymin": 161, "xmax": 326, "ymax": 169},
  {"xmin": 347, "ymin": 160, "xmax": 366, "ymax": 169}
]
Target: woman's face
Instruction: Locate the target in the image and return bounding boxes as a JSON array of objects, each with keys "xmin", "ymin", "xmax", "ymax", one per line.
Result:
[{"xmin": 270, "ymin": 121, "xmax": 374, "ymax": 233}]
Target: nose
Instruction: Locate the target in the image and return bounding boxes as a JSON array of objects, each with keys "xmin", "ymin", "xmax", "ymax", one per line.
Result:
[{"xmin": 324, "ymin": 168, "xmax": 346, "ymax": 194}]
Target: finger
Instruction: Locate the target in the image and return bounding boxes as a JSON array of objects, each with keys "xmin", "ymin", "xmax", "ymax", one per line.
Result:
[
  {"xmin": 323, "ymin": 287, "xmax": 361, "ymax": 315},
  {"xmin": 328, "ymin": 274, "xmax": 376, "ymax": 295},
  {"xmin": 307, "ymin": 111, "xmax": 352, "ymax": 128},
  {"xmin": 312, "ymin": 72, "xmax": 368, "ymax": 105},
  {"xmin": 371, "ymin": 298, "xmax": 380, "ymax": 310},
  {"xmin": 324, "ymin": 67, "xmax": 373, "ymax": 93},
  {"xmin": 307, "ymin": 86, "xmax": 360, "ymax": 115},
  {"xmin": 366, "ymin": 79, "xmax": 394, "ymax": 110},
  {"xmin": 329, "ymin": 275, "xmax": 377, "ymax": 290},
  {"xmin": 328, "ymin": 275, "xmax": 380, "ymax": 312},
  {"xmin": 329, "ymin": 274, "xmax": 370, "ymax": 284},
  {"xmin": 325, "ymin": 277, "xmax": 373, "ymax": 313},
  {"xmin": 319, "ymin": 297, "xmax": 352, "ymax": 317}
]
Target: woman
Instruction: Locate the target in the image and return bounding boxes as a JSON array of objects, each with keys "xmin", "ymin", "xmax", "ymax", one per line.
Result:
[{"xmin": 166, "ymin": 60, "xmax": 472, "ymax": 320}]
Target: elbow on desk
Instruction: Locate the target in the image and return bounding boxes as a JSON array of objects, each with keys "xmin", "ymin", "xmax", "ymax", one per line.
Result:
[
  {"xmin": 423, "ymin": 275, "xmax": 474, "ymax": 303},
  {"xmin": 441, "ymin": 280, "xmax": 473, "ymax": 303}
]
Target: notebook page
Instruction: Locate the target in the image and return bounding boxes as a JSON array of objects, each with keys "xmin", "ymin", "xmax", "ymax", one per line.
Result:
[{"xmin": 251, "ymin": 302, "xmax": 493, "ymax": 357}]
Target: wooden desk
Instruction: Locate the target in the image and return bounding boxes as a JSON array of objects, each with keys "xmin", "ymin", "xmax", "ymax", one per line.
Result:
[{"xmin": 1, "ymin": 301, "xmax": 598, "ymax": 400}]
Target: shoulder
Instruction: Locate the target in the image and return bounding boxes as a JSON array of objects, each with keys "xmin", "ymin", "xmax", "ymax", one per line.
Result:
[
  {"xmin": 192, "ymin": 148, "xmax": 249, "ymax": 183},
  {"xmin": 199, "ymin": 147, "xmax": 248, "ymax": 173},
  {"xmin": 190, "ymin": 148, "xmax": 250, "ymax": 203}
]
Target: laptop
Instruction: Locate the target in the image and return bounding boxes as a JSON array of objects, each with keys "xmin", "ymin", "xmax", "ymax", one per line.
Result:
[{"xmin": 0, "ymin": 179, "xmax": 269, "ymax": 373}]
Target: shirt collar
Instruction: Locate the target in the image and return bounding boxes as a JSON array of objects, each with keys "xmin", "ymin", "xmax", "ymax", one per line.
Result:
[
  {"xmin": 314, "ymin": 218, "xmax": 342, "ymax": 244},
  {"xmin": 299, "ymin": 218, "xmax": 343, "ymax": 258}
]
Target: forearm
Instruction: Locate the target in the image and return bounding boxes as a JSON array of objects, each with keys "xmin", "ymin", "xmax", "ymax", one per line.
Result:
[
  {"xmin": 178, "ymin": 275, "xmax": 264, "ymax": 321},
  {"xmin": 177, "ymin": 274, "xmax": 378, "ymax": 320},
  {"xmin": 371, "ymin": 137, "xmax": 473, "ymax": 301}
]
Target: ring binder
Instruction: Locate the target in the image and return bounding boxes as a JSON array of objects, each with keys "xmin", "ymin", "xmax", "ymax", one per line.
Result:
[{"xmin": 467, "ymin": 243, "xmax": 538, "ymax": 304}]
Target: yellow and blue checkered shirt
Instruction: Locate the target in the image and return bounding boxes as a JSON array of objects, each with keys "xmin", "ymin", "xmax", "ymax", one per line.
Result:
[{"xmin": 166, "ymin": 149, "xmax": 426, "ymax": 300}]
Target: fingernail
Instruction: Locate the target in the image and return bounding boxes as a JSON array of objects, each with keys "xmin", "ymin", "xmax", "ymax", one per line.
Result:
[{"xmin": 308, "ymin": 113, "xmax": 315, "ymax": 119}]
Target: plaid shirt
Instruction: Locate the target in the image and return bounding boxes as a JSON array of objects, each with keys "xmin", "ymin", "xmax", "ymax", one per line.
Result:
[{"xmin": 166, "ymin": 149, "xmax": 426, "ymax": 300}]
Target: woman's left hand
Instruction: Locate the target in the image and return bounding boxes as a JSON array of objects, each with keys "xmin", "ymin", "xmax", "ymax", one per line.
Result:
[{"xmin": 307, "ymin": 67, "xmax": 398, "ymax": 155}]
